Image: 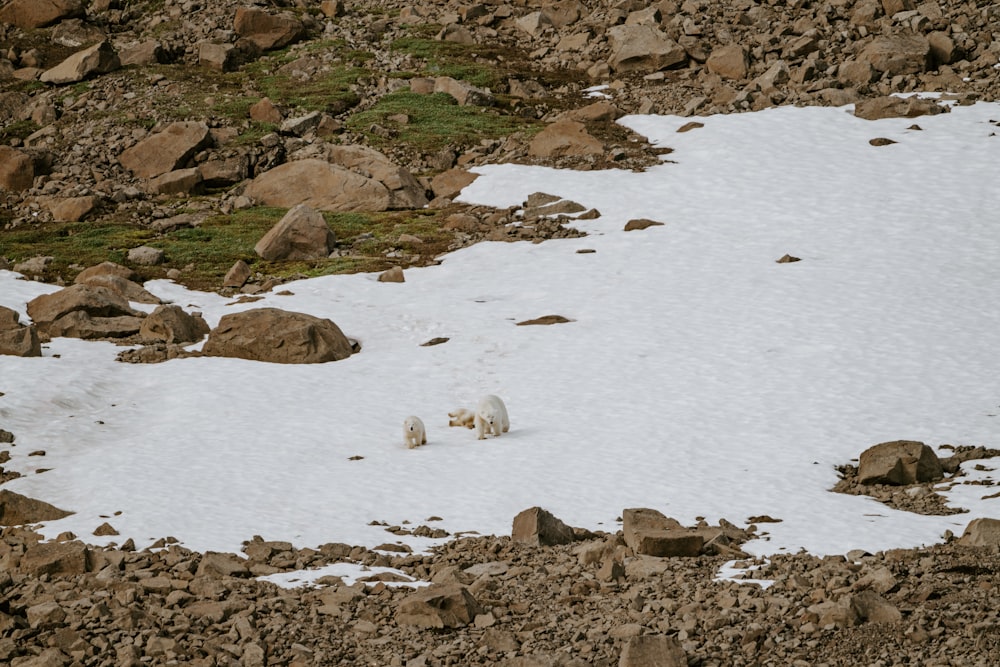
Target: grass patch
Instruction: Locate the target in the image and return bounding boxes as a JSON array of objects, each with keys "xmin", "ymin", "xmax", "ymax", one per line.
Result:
[
  {"xmin": 345, "ymin": 91, "xmax": 535, "ymax": 153},
  {"xmin": 390, "ymin": 35, "xmax": 500, "ymax": 88},
  {"xmin": 0, "ymin": 208, "xmax": 455, "ymax": 291},
  {"xmin": 0, "ymin": 119, "xmax": 40, "ymax": 143}
]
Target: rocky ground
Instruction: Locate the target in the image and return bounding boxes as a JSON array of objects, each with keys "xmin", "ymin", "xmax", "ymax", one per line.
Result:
[{"xmin": 3, "ymin": 0, "xmax": 1000, "ymax": 665}]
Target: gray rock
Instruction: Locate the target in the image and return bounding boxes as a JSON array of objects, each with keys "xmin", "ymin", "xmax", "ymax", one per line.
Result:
[{"xmin": 127, "ymin": 245, "xmax": 165, "ymax": 266}]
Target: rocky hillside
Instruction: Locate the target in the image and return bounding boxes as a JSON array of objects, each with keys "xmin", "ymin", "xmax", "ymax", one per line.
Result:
[
  {"xmin": 4, "ymin": 1, "xmax": 1000, "ymax": 665},
  {"xmin": 2, "ymin": 0, "xmax": 999, "ymax": 290}
]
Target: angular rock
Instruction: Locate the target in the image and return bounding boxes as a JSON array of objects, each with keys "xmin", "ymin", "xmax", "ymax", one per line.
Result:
[
  {"xmin": 26, "ymin": 284, "xmax": 145, "ymax": 328},
  {"xmin": 860, "ymin": 35, "xmax": 931, "ymax": 75},
  {"xmin": 47, "ymin": 311, "xmax": 145, "ymax": 339},
  {"xmin": 198, "ymin": 40, "xmax": 261, "ymax": 72},
  {"xmin": 198, "ymin": 156, "xmax": 250, "ymax": 188},
  {"xmin": 0, "ymin": 490, "xmax": 72, "ymax": 525},
  {"xmin": 622, "ymin": 508, "xmax": 683, "ymax": 551},
  {"xmin": 927, "ymin": 31, "xmax": 957, "ymax": 66},
  {"xmin": 619, "ymin": 635, "xmax": 687, "ymax": 667},
  {"xmin": 47, "ymin": 195, "xmax": 100, "ymax": 222},
  {"xmin": 857, "ymin": 440, "xmax": 943, "ymax": 485},
  {"xmin": 706, "ymin": 44, "xmax": 749, "ymax": 80},
  {"xmin": 148, "ymin": 167, "xmax": 203, "ymax": 196},
  {"xmin": 196, "ymin": 551, "xmax": 250, "ymax": 578},
  {"xmin": 250, "ymin": 97, "xmax": 283, "ymax": 124},
  {"xmin": 561, "ymin": 100, "xmax": 622, "ymax": 123},
  {"xmin": 202, "ymin": 308, "xmax": 354, "ymax": 364},
  {"xmin": 26, "ymin": 601, "xmax": 67, "ymax": 629},
  {"xmin": 430, "ymin": 168, "xmax": 479, "ymax": 200},
  {"xmin": 139, "ymin": 305, "xmax": 209, "ymax": 344},
  {"xmin": 396, "ymin": 584, "xmax": 483, "ymax": 629},
  {"xmin": 0, "ymin": 0, "xmax": 83, "ymax": 29},
  {"xmin": 319, "ymin": 145, "xmax": 428, "ymax": 209},
  {"xmin": 528, "ymin": 119, "xmax": 603, "ymax": 158},
  {"xmin": 245, "ymin": 159, "xmax": 391, "ymax": 212},
  {"xmin": 74, "ymin": 261, "xmax": 139, "ymax": 284},
  {"xmin": 959, "ymin": 518, "xmax": 1000, "ymax": 547},
  {"xmin": 223, "ymin": 259, "xmax": 252, "ymax": 288},
  {"xmin": 19, "ymin": 540, "xmax": 91, "ymax": 576},
  {"xmin": 119, "ymin": 121, "xmax": 212, "ymax": 179},
  {"xmin": 0, "ymin": 305, "xmax": 42, "ymax": 356},
  {"xmin": 512, "ymin": 507, "xmax": 576, "ymax": 546},
  {"xmin": 254, "ymin": 204, "xmax": 336, "ymax": 261},
  {"xmin": 631, "ymin": 530, "xmax": 704, "ymax": 557},
  {"xmin": 853, "ymin": 96, "xmax": 946, "ymax": 120},
  {"xmin": 120, "ymin": 40, "xmax": 165, "ymax": 67},
  {"xmin": 40, "ymin": 41, "xmax": 120, "ymax": 84},
  {"xmin": 234, "ymin": 7, "xmax": 305, "ymax": 51},
  {"xmin": 607, "ymin": 25, "xmax": 687, "ymax": 73},
  {"xmin": 0, "ymin": 146, "xmax": 34, "ymax": 192},
  {"xmin": 434, "ymin": 76, "xmax": 495, "ymax": 107}
]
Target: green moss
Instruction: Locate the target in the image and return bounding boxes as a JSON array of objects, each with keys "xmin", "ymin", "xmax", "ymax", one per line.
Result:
[
  {"xmin": 0, "ymin": 119, "xmax": 40, "ymax": 143},
  {"xmin": 0, "ymin": 207, "xmax": 456, "ymax": 291},
  {"xmin": 345, "ymin": 91, "xmax": 534, "ymax": 152},
  {"xmin": 390, "ymin": 35, "xmax": 499, "ymax": 88}
]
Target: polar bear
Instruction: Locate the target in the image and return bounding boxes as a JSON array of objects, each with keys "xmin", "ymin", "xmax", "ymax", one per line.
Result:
[
  {"xmin": 448, "ymin": 408, "xmax": 476, "ymax": 429},
  {"xmin": 474, "ymin": 395, "xmax": 509, "ymax": 440},
  {"xmin": 403, "ymin": 416, "xmax": 427, "ymax": 449}
]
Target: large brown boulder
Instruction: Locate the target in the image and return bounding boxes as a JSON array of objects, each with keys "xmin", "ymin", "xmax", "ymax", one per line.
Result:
[
  {"xmin": 0, "ymin": 0, "xmax": 83, "ymax": 29},
  {"xmin": 19, "ymin": 540, "xmax": 91, "ymax": 577},
  {"xmin": 857, "ymin": 440, "xmax": 943, "ymax": 485},
  {"xmin": 396, "ymin": 584, "xmax": 483, "ymax": 629},
  {"xmin": 119, "ymin": 121, "xmax": 212, "ymax": 179},
  {"xmin": 47, "ymin": 311, "xmax": 145, "ymax": 339},
  {"xmin": 853, "ymin": 96, "xmax": 947, "ymax": 121},
  {"xmin": 860, "ymin": 35, "xmax": 931, "ymax": 76},
  {"xmin": 528, "ymin": 119, "xmax": 603, "ymax": 158},
  {"xmin": 202, "ymin": 308, "xmax": 354, "ymax": 364},
  {"xmin": 607, "ymin": 25, "xmax": 687, "ymax": 73},
  {"xmin": 959, "ymin": 518, "xmax": 1000, "ymax": 547},
  {"xmin": 74, "ymin": 261, "xmax": 140, "ymax": 284},
  {"xmin": 0, "ymin": 490, "xmax": 73, "ymax": 525},
  {"xmin": 40, "ymin": 41, "xmax": 120, "ymax": 85},
  {"xmin": 234, "ymin": 7, "xmax": 305, "ymax": 51},
  {"xmin": 0, "ymin": 146, "xmax": 34, "ymax": 192},
  {"xmin": 254, "ymin": 204, "xmax": 337, "ymax": 261},
  {"xmin": 620, "ymin": 635, "xmax": 687, "ymax": 667},
  {"xmin": 139, "ymin": 305, "xmax": 210, "ymax": 344},
  {"xmin": 0, "ymin": 305, "xmax": 42, "ymax": 357},
  {"xmin": 319, "ymin": 145, "xmax": 429, "ymax": 209},
  {"xmin": 511, "ymin": 507, "xmax": 576, "ymax": 546},
  {"xmin": 245, "ymin": 159, "xmax": 392, "ymax": 212},
  {"xmin": 75, "ymin": 274, "xmax": 161, "ymax": 305},
  {"xmin": 706, "ymin": 44, "xmax": 749, "ymax": 80},
  {"xmin": 26, "ymin": 284, "xmax": 145, "ymax": 330}
]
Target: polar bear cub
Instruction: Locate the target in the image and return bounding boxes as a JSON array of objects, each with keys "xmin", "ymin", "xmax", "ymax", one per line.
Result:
[
  {"xmin": 475, "ymin": 395, "xmax": 509, "ymax": 440},
  {"xmin": 403, "ymin": 415, "xmax": 427, "ymax": 449},
  {"xmin": 448, "ymin": 408, "xmax": 476, "ymax": 429}
]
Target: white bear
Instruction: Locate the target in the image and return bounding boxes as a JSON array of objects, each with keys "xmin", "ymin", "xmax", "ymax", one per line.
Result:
[
  {"xmin": 403, "ymin": 415, "xmax": 427, "ymax": 449},
  {"xmin": 448, "ymin": 408, "xmax": 476, "ymax": 429},
  {"xmin": 474, "ymin": 395, "xmax": 509, "ymax": 440}
]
